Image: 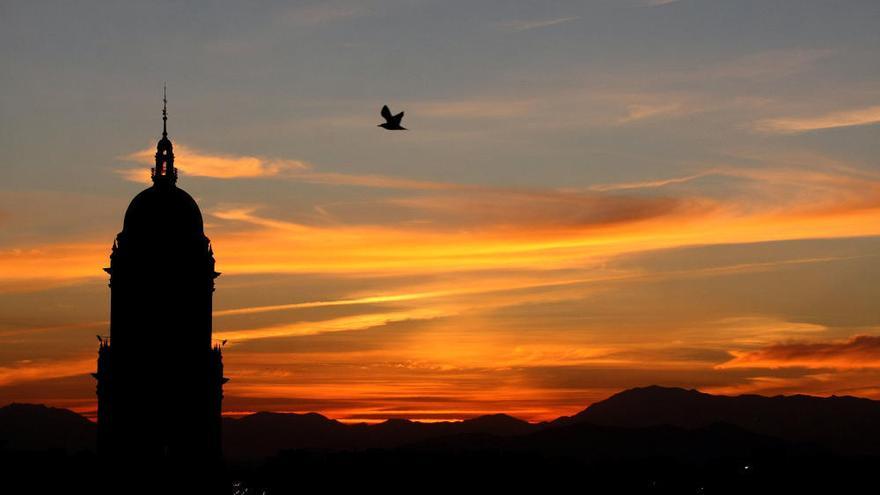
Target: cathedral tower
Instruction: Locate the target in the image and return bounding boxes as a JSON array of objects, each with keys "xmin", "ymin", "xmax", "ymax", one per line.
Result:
[{"xmin": 94, "ymin": 91, "xmax": 227, "ymax": 491}]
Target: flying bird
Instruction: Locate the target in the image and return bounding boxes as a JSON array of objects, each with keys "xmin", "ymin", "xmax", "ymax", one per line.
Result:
[
  {"xmin": 221, "ymin": 339, "xmax": 228, "ymax": 346},
  {"xmin": 378, "ymin": 105, "xmax": 407, "ymax": 130}
]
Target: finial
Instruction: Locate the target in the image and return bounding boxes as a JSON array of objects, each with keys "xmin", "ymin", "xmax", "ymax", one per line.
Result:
[{"xmin": 162, "ymin": 83, "xmax": 168, "ymax": 138}]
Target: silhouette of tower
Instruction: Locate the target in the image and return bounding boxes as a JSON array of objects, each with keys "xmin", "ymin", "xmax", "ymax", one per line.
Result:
[{"xmin": 93, "ymin": 90, "xmax": 227, "ymax": 491}]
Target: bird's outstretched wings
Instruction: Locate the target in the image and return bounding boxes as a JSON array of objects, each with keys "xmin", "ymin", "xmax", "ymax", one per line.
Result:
[{"xmin": 380, "ymin": 104, "xmax": 406, "ymax": 129}]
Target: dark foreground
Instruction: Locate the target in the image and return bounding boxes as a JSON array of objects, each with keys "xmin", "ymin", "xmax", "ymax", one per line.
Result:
[
  {"xmin": 4, "ymin": 386, "xmax": 880, "ymax": 493},
  {"xmin": 3, "ymin": 443, "xmax": 877, "ymax": 494}
]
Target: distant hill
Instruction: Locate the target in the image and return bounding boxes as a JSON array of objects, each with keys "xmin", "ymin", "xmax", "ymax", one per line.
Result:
[
  {"xmin": 0, "ymin": 403, "xmax": 96, "ymax": 453},
  {"xmin": 222, "ymin": 411, "xmax": 535, "ymax": 459},
  {"xmin": 557, "ymin": 385, "xmax": 880, "ymax": 455}
]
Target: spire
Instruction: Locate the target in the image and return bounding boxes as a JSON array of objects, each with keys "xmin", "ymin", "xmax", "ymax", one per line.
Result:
[
  {"xmin": 152, "ymin": 84, "xmax": 177, "ymax": 186},
  {"xmin": 162, "ymin": 83, "xmax": 168, "ymax": 138}
]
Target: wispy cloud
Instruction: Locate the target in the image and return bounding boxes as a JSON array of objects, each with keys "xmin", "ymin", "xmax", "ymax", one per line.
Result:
[
  {"xmin": 497, "ymin": 16, "xmax": 580, "ymax": 32},
  {"xmin": 589, "ymin": 172, "xmax": 712, "ymax": 192},
  {"xmin": 214, "ymin": 291, "xmax": 447, "ymax": 317},
  {"xmin": 587, "ymin": 165, "xmax": 880, "ymax": 216},
  {"xmin": 216, "ymin": 308, "xmax": 450, "ymax": 343},
  {"xmin": 617, "ymin": 103, "xmax": 685, "ymax": 124},
  {"xmin": 384, "ymin": 188, "xmax": 695, "ymax": 229},
  {"xmin": 755, "ymin": 105, "xmax": 880, "ymax": 134}
]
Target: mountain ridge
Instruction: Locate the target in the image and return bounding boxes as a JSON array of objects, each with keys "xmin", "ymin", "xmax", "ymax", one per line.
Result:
[
  {"xmin": 5, "ymin": 385, "xmax": 880, "ymax": 458},
  {"xmin": 560, "ymin": 385, "xmax": 880, "ymax": 455}
]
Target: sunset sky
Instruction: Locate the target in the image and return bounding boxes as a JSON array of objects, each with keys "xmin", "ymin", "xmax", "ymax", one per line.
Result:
[{"xmin": 2, "ymin": 0, "xmax": 880, "ymax": 422}]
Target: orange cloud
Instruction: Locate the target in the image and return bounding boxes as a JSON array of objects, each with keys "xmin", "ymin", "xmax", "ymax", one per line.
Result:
[
  {"xmin": 207, "ymin": 202, "xmax": 699, "ymax": 277},
  {"xmin": 718, "ymin": 335, "xmax": 880, "ymax": 370}
]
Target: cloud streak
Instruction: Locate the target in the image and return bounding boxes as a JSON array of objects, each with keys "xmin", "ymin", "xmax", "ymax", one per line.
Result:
[
  {"xmin": 0, "ymin": 357, "xmax": 94, "ymax": 387},
  {"xmin": 589, "ymin": 172, "xmax": 713, "ymax": 192},
  {"xmin": 756, "ymin": 105, "xmax": 880, "ymax": 134},
  {"xmin": 215, "ymin": 308, "xmax": 450, "ymax": 344},
  {"xmin": 617, "ymin": 103, "xmax": 684, "ymax": 124}
]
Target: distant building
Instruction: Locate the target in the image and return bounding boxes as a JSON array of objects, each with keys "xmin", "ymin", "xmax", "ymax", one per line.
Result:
[{"xmin": 93, "ymin": 93, "xmax": 227, "ymax": 491}]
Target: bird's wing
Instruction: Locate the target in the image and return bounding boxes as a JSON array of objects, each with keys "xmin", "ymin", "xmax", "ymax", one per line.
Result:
[
  {"xmin": 392, "ymin": 111, "xmax": 405, "ymax": 125},
  {"xmin": 381, "ymin": 105, "xmax": 393, "ymax": 121}
]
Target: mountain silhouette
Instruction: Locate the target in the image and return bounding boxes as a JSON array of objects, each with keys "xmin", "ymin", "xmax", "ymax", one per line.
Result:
[
  {"xmin": 557, "ymin": 385, "xmax": 880, "ymax": 455},
  {"xmin": 223, "ymin": 411, "xmax": 535, "ymax": 460},
  {"xmin": 6, "ymin": 386, "xmax": 880, "ymax": 459},
  {"xmin": 0, "ymin": 403, "xmax": 96, "ymax": 453}
]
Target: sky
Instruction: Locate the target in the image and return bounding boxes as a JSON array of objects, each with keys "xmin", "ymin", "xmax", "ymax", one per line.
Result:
[{"xmin": 1, "ymin": 0, "xmax": 880, "ymax": 422}]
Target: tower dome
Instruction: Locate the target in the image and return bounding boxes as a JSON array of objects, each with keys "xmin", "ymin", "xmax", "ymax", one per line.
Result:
[{"xmin": 122, "ymin": 185, "xmax": 204, "ymax": 238}]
